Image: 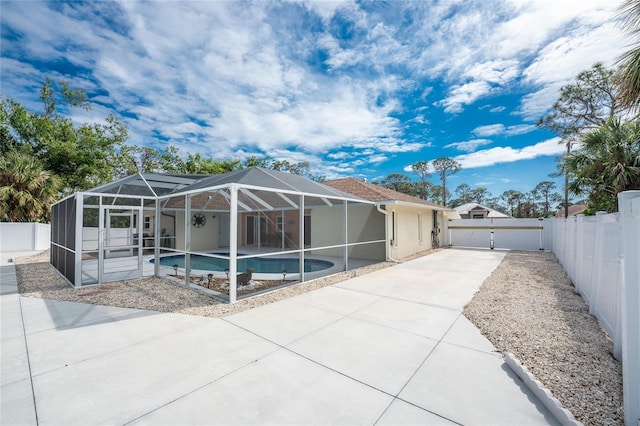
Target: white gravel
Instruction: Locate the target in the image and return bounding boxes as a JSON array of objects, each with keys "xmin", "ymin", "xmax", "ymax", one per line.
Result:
[
  {"xmin": 464, "ymin": 250, "xmax": 623, "ymax": 426},
  {"xmin": 13, "ymin": 250, "xmax": 398, "ymax": 317}
]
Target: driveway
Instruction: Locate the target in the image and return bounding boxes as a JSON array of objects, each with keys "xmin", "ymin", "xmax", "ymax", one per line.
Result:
[{"xmin": 1, "ymin": 249, "xmax": 558, "ymax": 425}]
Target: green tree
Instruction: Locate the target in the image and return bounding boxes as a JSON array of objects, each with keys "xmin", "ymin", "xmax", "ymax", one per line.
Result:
[
  {"xmin": 538, "ymin": 64, "xmax": 622, "ymax": 136},
  {"xmin": 430, "ymin": 185, "xmax": 450, "ymax": 206},
  {"xmin": 617, "ymin": 0, "xmax": 640, "ymax": 111},
  {"xmin": 520, "ymin": 190, "xmax": 536, "ymax": 218},
  {"xmin": 533, "ymin": 181, "xmax": 558, "ymax": 217},
  {"xmin": 411, "ymin": 161, "xmax": 431, "ymax": 200},
  {"xmin": 184, "ymin": 154, "xmax": 242, "ymax": 175},
  {"xmin": 1, "ymin": 79, "xmax": 129, "ymax": 193},
  {"xmin": 485, "ymin": 196, "xmax": 506, "ymax": 214},
  {"xmin": 112, "ymin": 145, "xmax": 188, "ymax": 177},
  {"xmin": 432, "ymin": 157, "xmax": 461, "ymax": 206},
  {"xmin": 565, "ymin": 118, "xmax": 640, "ymax": 212},
  {"xmin": 538, "ymin": 63, "xmax": 626, "ymax": 217},
  {"xmin": 271, "ymin": 160, "xmax": 311, "ymax": 175},
  {"xmin": 244, "ymin": 156, "xmax": 273, "ymax": 168},
  {"xmin": 454, "ymin": 183, "xmax": 473, "ymax": 204},
  {"xmin": 500, "ymin": 190, "xmax": 525, "ymax": 217},
  {"xmin": 470, "ymin": 187, "xmax": 490, "ymax": 204},
  {"xmin": 379, "ymin": 173, "xmax": 415, "ymax": 195},
  {"xmin": 0, "ymin": 150, "xmax": 62, "ymax": 222}
]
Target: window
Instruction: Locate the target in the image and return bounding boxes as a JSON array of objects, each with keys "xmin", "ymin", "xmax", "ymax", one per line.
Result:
[
  {"xmin": 144, "ymin": 216, "xmax": 152, "ymax": 230},
  {"xmin": 391, "ymin": 211, "xmax": 397, "ymax": 246},
  {"xmin": 276, "ymin": 215, "xmax": 284, "ymax": 232}
]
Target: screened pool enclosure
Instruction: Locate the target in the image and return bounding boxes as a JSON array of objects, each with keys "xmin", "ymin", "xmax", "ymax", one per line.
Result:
[{"xmin": 50, "ymin": 168, "xmax": 386, "ymax": 302}]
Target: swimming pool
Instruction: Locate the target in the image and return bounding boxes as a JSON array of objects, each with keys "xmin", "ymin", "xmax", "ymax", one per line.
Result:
[{"xmin": 152, "ymin": 253, "xmax": 334, "ymax": 274}]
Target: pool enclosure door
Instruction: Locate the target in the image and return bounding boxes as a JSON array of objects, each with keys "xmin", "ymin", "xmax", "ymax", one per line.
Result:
[{"xmin": 100, "ymin": 206, "xmax": 143, "ymax": 282}]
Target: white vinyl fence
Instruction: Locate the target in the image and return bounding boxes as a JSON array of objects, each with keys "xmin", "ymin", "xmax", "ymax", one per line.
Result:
[
  {"xmin": 445, "ymin": 218, "xmax": 552, "ymax": 250},
  {"xmin": 548, "ymin": 212, "xmax": 623, "ymax": 352},
  {"xmin": 446, "ymin": 192, "xmax": 639, "ymax": 426},
  {"xmin": 0, "ymin": 222, "xmax": 51, "ymax": 251},
  {"xmin": 552, "ymin": 192, "xmax": 640, "ymax": 426}
]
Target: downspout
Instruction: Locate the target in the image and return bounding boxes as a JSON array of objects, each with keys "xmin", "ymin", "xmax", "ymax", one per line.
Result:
[{"xmin": 376, "ymin": 204, "xmax": 400, "ymax": 263}]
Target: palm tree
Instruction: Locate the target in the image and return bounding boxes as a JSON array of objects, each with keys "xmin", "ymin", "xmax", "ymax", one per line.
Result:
[
  {"xmin": 617, "ymin": 0, "xmax": 640, "ymax": 111},
  {"xmin": 0, "ymin": 150, "xmax": 61, "ymax": 222},
  {"xmin": 564, "ymin": 118, "xmax": 640, "ymax": 212}
]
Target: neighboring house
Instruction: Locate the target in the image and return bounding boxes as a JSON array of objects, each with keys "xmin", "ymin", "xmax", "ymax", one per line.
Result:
[
  {"xmin": 323, "ymin": 178, "xmax": 454, "ymax": 260},
  {"xmin": 454, "ymin": 203, "xmax": 511, "ymax": 219},
  {"xmin": 555, "ymin": 204, "xmax": 588, "ymax": 217}
]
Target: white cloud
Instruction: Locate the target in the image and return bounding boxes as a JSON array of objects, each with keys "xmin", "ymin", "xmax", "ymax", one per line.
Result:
[
  {"xmin": 438, "ymin": 81, "xmax": 492, "ymax": 114},
  {"xmin": 438, "ymin": 59, "xmax": 519, "ymax": 114},
  {"xmin": 473, "ymin": 124, "xmax": 505, "ymax": 137},
  {"xmin": 504, "ymin": 124, "xmax": 536, "ymax": 136},
  {"xmin": 368, "ymin": 154, "xmax": 388, "ymax": 164},
  {"xmin": 519, "ymin": 22, "xmax": 627, "ymax": 119},
  {"xmin": 454, "ymin": 137, "xmax": 563, "ymax": 169},
  {"xmin": 328, "ymin": 152, "xmax": 350, "ymax": 160},
  {"xmin": 0, "ymin": 0, "xmax": 623, "ymax": 184},
  {"xmin": 444, "ymin": 139, "xmax": 492, "ymax": 152},
  {"xmin": 473, "ymin": 123, "xmax": 536, "ymax": 137},
  {"xmin": 463, "ymin": 60, "xmax": 520, "ymax": 84},
  {"xmin": 403, "ymin": 162, "xmax": 434, "ymax": 173}
]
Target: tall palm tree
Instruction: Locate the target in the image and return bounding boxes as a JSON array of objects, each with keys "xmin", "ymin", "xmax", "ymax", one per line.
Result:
[
  {"xmin": 0, "ymin": 150, "xmax": 61, "ymax": 222},
  {"xmin": 617, "ymin": 0, "xmax": 640, "ymax": 111},
  {"xmin": 565, "ymin": 118, "xmax": 640, "ymax": 211}
]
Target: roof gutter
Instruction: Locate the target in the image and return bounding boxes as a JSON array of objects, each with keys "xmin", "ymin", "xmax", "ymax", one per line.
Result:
[
  {"xmin": 376, "ymin": 199, "xmax": 453, "ymax": 212},
  {"xmin": 376, "ymin": 204, "xmax": 400, "ymax": 263}
]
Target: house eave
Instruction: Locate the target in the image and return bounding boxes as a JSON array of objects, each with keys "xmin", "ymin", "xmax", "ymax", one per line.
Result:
[{"xmin": 375, "ymin": 200, "xmax": 453, "ymax": 212}]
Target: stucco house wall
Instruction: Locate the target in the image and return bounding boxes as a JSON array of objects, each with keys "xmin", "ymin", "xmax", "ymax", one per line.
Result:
[
  {"xmin": 172, "ymin": 211, "xmax": 221, "ymax": 252},
  {"xmin": 387, "ymin": 204, "xmax": 436, "ymax": 259}
]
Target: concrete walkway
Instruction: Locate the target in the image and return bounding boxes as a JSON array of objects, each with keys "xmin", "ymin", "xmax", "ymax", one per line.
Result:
[{"xmin": 1, "ymin": 249, "xmax": 559, "ymax": 425}]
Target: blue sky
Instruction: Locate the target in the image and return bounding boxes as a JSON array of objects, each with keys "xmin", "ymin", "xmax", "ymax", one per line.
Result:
[{"xmin": 0, "ymin": 0, "xmax": 630, "ymax": 199}]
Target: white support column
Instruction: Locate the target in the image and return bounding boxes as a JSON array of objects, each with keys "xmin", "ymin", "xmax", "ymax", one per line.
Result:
[
  {"xmin": 229, "ymin": 184, "xmax": 238, "ymax": 303},
  {"xmin": 154, "ymin": 200, "xmax": 160, "ymax": 277},
  {"xmin": 184, "ymin": 194, "xmax": 191, "ymax": 287},
  {"xmin": 299, "ymin": 195, "xmax": 304, "ymax": 278},
  {"xmin": 299, "ymin": 195, "xmax": 305, "ymax": 283},
  {"xmin": 74, "ymin": 194, "xmax": 84, "ymax": 287},
  {"xmin": 98, "ymin": 197, "xmax": 104, "ymax": 285},
  {"xmin": 538, "ymin": 217, "xmax": 544, "ymax": 250},
  {"xmin": 344, "ymin": 201, "xmax": 348, "ymax": 271},
  {"xmin": 618, "ymin": 190, "xmax": 640, "ymax": 426}
]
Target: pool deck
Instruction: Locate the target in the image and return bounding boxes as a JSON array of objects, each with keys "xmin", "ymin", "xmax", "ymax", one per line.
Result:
[
  {"xmin": 1, "ymin": 248, "xmax": 559, "ymax": 425},
  {"xmin": 78, "ymin": 248, "xmax": 376, "ymax": 284}
]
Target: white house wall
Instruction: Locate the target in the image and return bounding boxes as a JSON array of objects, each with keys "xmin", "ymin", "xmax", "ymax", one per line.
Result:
[
  {"xmin": 387, "ymin": 205, "xmax": 434, "ymax": 259},
  {"xmin": 172, "ymin": 211, "xmax": 221, "ymax": 252}
]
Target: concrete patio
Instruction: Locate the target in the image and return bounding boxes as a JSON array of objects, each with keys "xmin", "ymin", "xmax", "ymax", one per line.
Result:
[{"xmin": 1, "ymin": 249, "xmax": 559, "ymax": 425}]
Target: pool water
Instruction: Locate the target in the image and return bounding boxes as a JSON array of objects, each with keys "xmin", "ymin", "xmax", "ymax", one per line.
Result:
[{"xmin": 152, "ymin": 253, "xmax": 334, "ymax": 274}]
